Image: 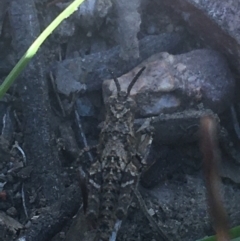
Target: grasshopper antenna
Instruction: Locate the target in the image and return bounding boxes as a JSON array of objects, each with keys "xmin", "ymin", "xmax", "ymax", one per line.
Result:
[
  {"xmin": 108, "ymin": 69, "xmax": 121, "ymax": 96},
  {"xmin": 126, "ymin": 67, "xmax": 146, "ymax": 98}
]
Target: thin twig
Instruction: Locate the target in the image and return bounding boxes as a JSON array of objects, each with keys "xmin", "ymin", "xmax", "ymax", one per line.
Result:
[
  {"xmin": 21, "ymin": 183, "xmax": 29, "ymax": 219},
  {"xmin": 50, "ymin": 71, "xmax": 66, "ymax": 117},
  {"xmin": 12, "ymin": 141, "xmax": 27, "ymax": 166},
  {"xmin": 75, "ymin": 110, "xmax": 94, "ymax": 162},
  {"xmin": 47, "ymin": 0, "xmax": 64, "ymax": 7},
  {"xmin": 78, "ymin": 167, "xmax": 88, "ymax": 214},
  {"xmin": 11, "ymin": 141, "xmax": 29, "ymax": 219},
  {"xmin": 110, "ymin": 220, "xmax": 122, "ymax": 241},
  {"xmin": 13, "ymin": 110, "xmax": 22, "ymax": 131},
  {"xmin": 2, "ymin": 113, "xmax": 7, "ymax": 136}
]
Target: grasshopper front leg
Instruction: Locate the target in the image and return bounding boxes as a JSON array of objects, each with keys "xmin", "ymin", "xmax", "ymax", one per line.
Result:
[{"xmin": 86, "ymin": 160, "xmax": 102, "ymax": 222}]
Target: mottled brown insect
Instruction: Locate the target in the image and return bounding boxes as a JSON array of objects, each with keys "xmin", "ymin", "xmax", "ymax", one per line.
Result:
[{"xmin": 82, "ymin": 67, "xmax": 148, "ymax": 241}]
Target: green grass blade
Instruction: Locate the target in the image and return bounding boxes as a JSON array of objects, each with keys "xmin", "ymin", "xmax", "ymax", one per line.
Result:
[
  {"xmin": 232, "ymin": 238, "xmax": 240, "ymax": 241},
  {"xmin": 0, "ymin": 0, "xmax": 86, "ymax": 98},
  {"xmin": 196, "ymin": 225, "xmax": 240, "ymax": 241}
]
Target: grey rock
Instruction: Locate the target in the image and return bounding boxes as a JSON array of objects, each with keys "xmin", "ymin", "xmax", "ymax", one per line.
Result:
[
  {"xmin": 55, "ymin": 74, "xmax": 86, "ymax": 96},
  {"xmin": 6, "ymin": 207, "xmax": 17, "ymax": 217},
  {"xmin": 74, "ymin": 0, "xmax": 113, "ymax": 32},
  {"xmin": 157, "ymin": 0, "xmax": 240, "ymax": 78},
  {"xmin": 103, "ymin": 49, "xmax": 235, "ymax": 117},
  {"xmin": 0, "ymin": 211, "xmax": 23, "ymax": 241},
  {"xmin": 55, "ymin": 33, "xmax": 183, "ymax": 95},
  {"xmin": 114, "ymin": 0, "xmax": 141, "ymax": 60}
]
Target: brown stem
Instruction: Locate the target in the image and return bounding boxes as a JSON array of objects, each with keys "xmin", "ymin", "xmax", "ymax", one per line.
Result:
[{"xmin": 200, "ymin": 115, "xmax": 230, "ymax": 241}]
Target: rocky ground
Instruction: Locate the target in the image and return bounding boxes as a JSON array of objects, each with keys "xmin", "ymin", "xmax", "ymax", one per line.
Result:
[{"xmin": 0, "ymin": 0, "xmax": 240, "ymax": 241}]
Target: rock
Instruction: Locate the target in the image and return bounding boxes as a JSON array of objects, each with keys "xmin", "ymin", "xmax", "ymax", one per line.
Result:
[
  {"xmin": 147, "ymin": 208, "xmax": 155, "ymax": 216},
  {"xmin": 55, "ymin": 0, "xmax": 112, "ymax": 33},
  {"xmin": 75, "ymin": 0, "xmax": 112, "ymax": 33},
  {"xmin": 55, "ymin": 33, "xmax": 183, "ymax": 94},
  {"xmin": 0, "ymin": 211, "xmax": 23, "ymax": 240},
  {"xmin": 102, "ymin": 49, "xmax": 235, "ymax": 117},
  {"xmin": 157, "ymin": 0, "xmax": 240, "ymax": 76},
  {"xmin": 114, "ymin": 0, "xmax": 141, "ymax": 60},
  {"xmin": 6, "ymin": 207, "xmax": 17, "ymax": 217},
  {"xmin": 219, "ymin": 159, "xmax": 240, "ymax": 184},
  {"xmin": 55, "ymin": 73, "xmax": 86, "ymax": 97}
]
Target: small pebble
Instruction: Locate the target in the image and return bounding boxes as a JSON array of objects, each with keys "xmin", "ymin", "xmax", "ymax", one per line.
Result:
[
  {"xmin": 59, "ymin": 232, "xmax": 66, "ymax": 239},
  {"xmin": 6, "ymin": 207, "xmax": 17, "ymax": 217},
  {"xmin": 166, "ymin": 24, "xmax": 174, "ymax": 32},
  {"xmin": 148, "ymin": 208, "xmax": 155, "ymax": 216},
  {"xmin": 147, "ymin": 24, "xmax": 157, "ymax": 35},
  {"xmin": 25, "ymin": 220, "xmax": 32, "ymax": 228},
  {"xmin": 190, "ymin": 198, "xmax": 195, "ymax": 204},
  {"xmin": 130, "ymin": 202, "xmax": 136, "ymax": 208},
  {"xmin": 176, "ymin": 63, "xmax": 187, "ymax": 72}
]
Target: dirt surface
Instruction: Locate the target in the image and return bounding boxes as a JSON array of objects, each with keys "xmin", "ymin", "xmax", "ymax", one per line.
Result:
[{"xmin": 0, "ymin": 0, "xmax": 240, "ymax": 241}]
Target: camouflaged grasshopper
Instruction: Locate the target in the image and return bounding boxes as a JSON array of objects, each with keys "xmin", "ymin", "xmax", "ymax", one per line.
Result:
[{"xmin": 79, "ymin": 67, "xmax": 152, "ymax": 241}]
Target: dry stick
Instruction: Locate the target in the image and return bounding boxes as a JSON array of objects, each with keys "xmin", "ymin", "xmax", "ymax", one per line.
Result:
[
  {"xmin": 11, "ymin": 141, "xmax": 28, "ymax": 218},
  {"xmin": 47, "ymin": 0, "xmax": 64, "ymax": 7},
  {"xmin": 75, "ymin": 110, "xmax": 97, "ymax": 214},
  {"xmin": 12, "ymin": 141, "xmax": 27, "ymax": 165},
  {"xmin": 75, "ymin": 110, "xmax": 95, "ymax": 162},
  {"xmin": 200, "ymin": 116, "xmax": 230, "ymax": 241},
  {"xmin": 21, "ymin": 184, "xmax": 29, "ymax": 219}
]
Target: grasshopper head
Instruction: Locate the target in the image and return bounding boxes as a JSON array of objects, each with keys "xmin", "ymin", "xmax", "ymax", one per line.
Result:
[{"xmin": 108, "ymin": 67, "xmax": 145, "ymax": 119}]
